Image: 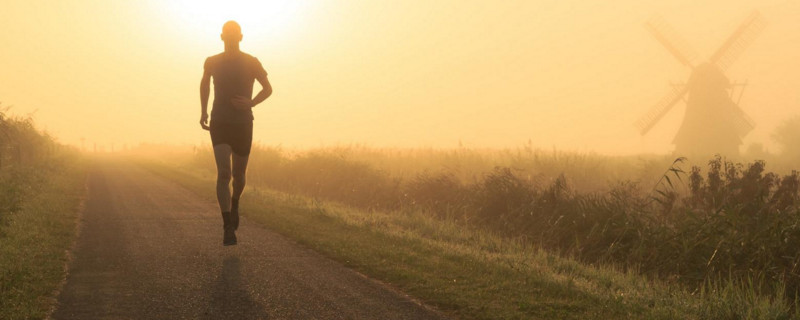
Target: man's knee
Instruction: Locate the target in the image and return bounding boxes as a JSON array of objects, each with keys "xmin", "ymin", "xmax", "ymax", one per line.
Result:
[
  {"xmin": 217, "ymin": 170, "xmax": 232, "ymax": 183},
  {"xmin": 232, "ymin": 163, "xmax": 247, "ymax": 182},
  {"xmin": 232, "ymin": 171, "xmax": 246, "ymax": 183}
]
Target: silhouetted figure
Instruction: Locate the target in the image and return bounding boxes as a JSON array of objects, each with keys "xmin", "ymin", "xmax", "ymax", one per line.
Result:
[{"xmin": 200, "ymin": 21, "xmax": 272, "ymax": 246}]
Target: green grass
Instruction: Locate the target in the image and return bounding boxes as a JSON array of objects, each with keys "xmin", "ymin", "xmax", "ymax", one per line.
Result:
[
  {"xmin": 160, "ymin": 144, "xmax": 800, "ymax": 305},
  {"xmin": 141, "ymin": 159, "xmax": 797, "ymax": 319},
  {"xmin": 0, "ymin": 157, "xmax": 87, "ymax": 319}
]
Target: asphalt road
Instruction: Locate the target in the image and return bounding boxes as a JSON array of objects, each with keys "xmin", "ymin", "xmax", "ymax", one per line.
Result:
[{"xmin": 52, "ymin": 159, "xmax": 445, "ymax": 319}]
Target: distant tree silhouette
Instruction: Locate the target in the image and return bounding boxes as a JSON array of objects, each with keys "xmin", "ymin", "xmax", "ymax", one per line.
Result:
[{"xmin": 772, "ymin": 115, "xmax": 800, "ymax": 159}]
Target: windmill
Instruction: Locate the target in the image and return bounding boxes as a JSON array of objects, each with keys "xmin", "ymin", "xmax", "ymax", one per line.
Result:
[{"xmin": 635, "ymin": 11, "xmax": 766, "ymax": 156}]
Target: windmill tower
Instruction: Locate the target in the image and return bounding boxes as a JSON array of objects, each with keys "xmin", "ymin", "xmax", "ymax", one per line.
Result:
[{"xmin": 635, "ymin": 11, "xmax": 766, "ymax": 157}]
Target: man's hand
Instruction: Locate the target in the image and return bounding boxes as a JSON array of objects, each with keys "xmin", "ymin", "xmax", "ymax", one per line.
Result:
[
  {"xmin": 231, "ymin": 96, "xmax": 255, "ymax": 110},
  {"xmin": 200, "ymin": 113, "xmax": 210, "ymax": 130}
]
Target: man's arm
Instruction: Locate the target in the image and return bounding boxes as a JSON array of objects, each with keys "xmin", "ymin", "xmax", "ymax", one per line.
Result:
[
  {"xmin": 199, "ymin": 64, "xmax": 211, "ymax": 130},
  {"xmin": 251, "ymin": 74, "xmax": 273, "ymax": 106},
  {"xmin": 231, "ymin": 74, "xmax": 272, "ymax": 109}
]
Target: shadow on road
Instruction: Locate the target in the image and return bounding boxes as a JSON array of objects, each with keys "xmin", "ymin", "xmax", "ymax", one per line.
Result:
[{"xmin": 203, "ymin": 255, "xmax": 270, "ymax": 319}]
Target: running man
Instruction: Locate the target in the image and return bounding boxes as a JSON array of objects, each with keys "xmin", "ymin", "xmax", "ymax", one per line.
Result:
[{"xmin": 200, "ymin": 21, "xmax": 272, "ymax": 246}]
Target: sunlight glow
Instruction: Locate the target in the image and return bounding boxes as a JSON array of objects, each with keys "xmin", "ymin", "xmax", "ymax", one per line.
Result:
[{"xmin": 164, "ymin": 0, "xmax": 309, "ymax": 42}]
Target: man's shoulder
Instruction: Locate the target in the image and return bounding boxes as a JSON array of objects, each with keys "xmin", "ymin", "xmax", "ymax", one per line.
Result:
[
  {"xmin": 206, "ymin": 52, "xmax": 226, "ymax": 62},
  {"xmin": 204, "ymin": 53, "xmax": 225, "ymax": 69},
  {"xmin": 206, "ymin": 52, "xmax": 259, "ymax": 62},
  {"xmin": 205, "ymin": 51, "xmax": 264, "ymax": 74},
  {"xmin": 239, "ymin": 51, "xmax": 260, "ymax": 62}
]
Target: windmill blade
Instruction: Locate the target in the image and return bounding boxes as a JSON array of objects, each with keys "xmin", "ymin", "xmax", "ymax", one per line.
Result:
[
  {"xmin": 645, "ymin": 16, "xmax": 700, "ymax": 68},
  {"xmin": 730, "ymin": 104, "xmax": 756, "ymax": 138},
  {"xmin": 710, "ymin": 11, "xmax": 767, "ymax": 71},
  {"xmin": 635, "ymin": 85, "xmax": 689, "ymax": 135}
]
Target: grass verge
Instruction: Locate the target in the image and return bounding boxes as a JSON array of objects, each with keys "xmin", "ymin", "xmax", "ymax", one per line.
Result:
[
  {"xmin": 142, "ymin": 159, "xmax": 794, "ymax": 319},
  {"xmin": 0, "ymin": 158, "xmax": 87, "ymax": 319}
]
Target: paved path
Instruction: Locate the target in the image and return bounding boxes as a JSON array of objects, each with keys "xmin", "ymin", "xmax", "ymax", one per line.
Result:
[{"xmin": 52, "ymin": 159, "xmax": 444, "ymax": 319}]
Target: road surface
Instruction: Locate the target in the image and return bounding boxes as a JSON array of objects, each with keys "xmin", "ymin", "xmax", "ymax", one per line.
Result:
[{"xmin": 52, "ymin": 158, "xmax": 445, "ymax": 319}]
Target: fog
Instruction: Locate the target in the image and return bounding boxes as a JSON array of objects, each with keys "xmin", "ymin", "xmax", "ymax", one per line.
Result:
[{"xmin": 1, "ymin": 0, "xmax": 798, "ymax": 156}]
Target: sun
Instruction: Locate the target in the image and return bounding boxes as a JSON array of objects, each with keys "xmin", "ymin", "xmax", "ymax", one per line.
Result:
[{"xmin": 164, "ymin": 0, "xmax": 309, "ymax": 43}]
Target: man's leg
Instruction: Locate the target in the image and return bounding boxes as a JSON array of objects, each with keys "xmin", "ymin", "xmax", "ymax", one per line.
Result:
[
  {"xmin": 230, "ymin": 151, "xmax": 250, "ymax": 230},
  {"xmin": 213, "ymin": 144, "xmax": 236, "ymax": 245},
  {"xmin": 213, "ymin": 144, "xmax": 233, "ymax": 212}
]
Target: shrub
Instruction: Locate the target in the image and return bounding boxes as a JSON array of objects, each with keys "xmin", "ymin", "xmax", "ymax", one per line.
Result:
[
  {"xmin": 0, "ymin": 106, "xmax": 59, "ymax": 224},
  {"xmin": 773, "ymin": 115, "xmax": 800, "ymax": 160},
  {"xmin": 186, "ymin": 145, "xmax": 800, "ymax": 305}
]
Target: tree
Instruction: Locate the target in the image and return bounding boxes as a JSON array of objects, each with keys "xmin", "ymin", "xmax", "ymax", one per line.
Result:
[{"xmin": 772, "ymin": 115, "xmax": 800, "ymax": 159}]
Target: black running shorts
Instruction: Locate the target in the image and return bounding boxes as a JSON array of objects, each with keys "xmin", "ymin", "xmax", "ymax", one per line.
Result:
[{"xmin": 209, "ymin": 120, "xmax": 253, "ymax": 156}]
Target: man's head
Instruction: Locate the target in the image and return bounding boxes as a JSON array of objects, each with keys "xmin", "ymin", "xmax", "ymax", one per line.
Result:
[{"xmin": 221, "ymin": 21, "xmax": 242, "ymax": 44}]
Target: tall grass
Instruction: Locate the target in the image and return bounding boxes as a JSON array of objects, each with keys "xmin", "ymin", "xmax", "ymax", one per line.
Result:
[
  {"xmin": 0, "ymin": 106, "xmax": 62, "ymax": 224},
  {"xmin": 167, "ymin": 143, "xmax": 800, "ymax": 310},
  {"xmin": 0, "ymin": 105, "xmax": 85, "ymax": 319}
]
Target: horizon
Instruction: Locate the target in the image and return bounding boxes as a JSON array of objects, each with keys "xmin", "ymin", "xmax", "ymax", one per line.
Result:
[{"xmin": 1, "ymin": 0, "xmax": 798, "ymax": 156}]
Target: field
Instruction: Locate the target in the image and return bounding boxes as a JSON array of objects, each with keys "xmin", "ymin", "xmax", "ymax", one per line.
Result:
[
  {"xmin": 135, "ymin": 142, "xmax": 800, "ymax": 318},
  {"xmin": 4, "ymin": 102, "xmax": 800, "ymax": 318}
]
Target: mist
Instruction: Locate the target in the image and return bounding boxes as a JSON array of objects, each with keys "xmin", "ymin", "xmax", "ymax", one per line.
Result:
[
  {"xmin": 8, "ymin": 2, "xmax": 800, "ymax": 318},
  {"xmin": 0, "ymin": 0, "xmax": 798, "ymax": 156}
]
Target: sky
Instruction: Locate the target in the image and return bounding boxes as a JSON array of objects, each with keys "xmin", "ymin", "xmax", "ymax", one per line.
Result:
[{"xmin": 0, "ymin": 0, "xmax": 798, "ymax": 154}]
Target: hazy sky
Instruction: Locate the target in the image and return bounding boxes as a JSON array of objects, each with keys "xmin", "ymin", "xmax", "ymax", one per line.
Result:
[{"xmin": 1, "ymin": 0, "xmax": 798, "ymax": 154}]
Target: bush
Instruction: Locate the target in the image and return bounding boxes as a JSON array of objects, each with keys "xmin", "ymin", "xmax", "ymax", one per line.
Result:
[
  {"xmin": 0, "ymin": 106, "xmax": 60, "ymax": 224},
  {"xmin": 403, "ymin": 172, "xmax": 468, "ymax": 217},
  {"xmin": 188, "ymin": 145, "xmax": 800, "ymax": 305},
  {"xmin": 773, "ymin": 115, "xmax": 800, "ymax": 160}
]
